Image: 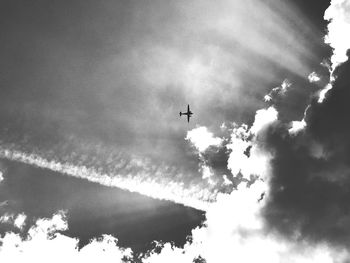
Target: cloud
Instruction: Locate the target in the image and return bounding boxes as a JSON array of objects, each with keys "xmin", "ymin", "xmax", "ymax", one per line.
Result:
[
  {"xmin": 143, "ymin": 181, "xmax": 349, "ymax": 263},
  {"xmin": 250, "ymin": 107, "xmax": 278, "ymax": 135},
  {"xmin": 318, "ymin": 83, "xmax": 333, "ymax": 103},
  {"xmin": 186, "ymin": 127, "xmax": 223, "ymax": 153},
  {"xmin": 226, "ymin": 112, "xmax": 275, "ymax": 181},
  {"xmin": 260, "ymin": 47, "xmax": 350, "ymax": 256},
  {"xmin": 0, "ymin": 213, "xmax": 26, "ymax": 231},
  {"xmin": 237, "ymin": 1, "xmax": 350, "ymax": 253},
  {"xmin": 288, "ymin": 119, "xmax": 306, "ymax": 135},
  {"xmin": 308, "ymin": 72, "xmax": 321, "ymax": 83},
  {"xmin": 142, "ymin": 103, "xmax": 350, "ymax": 262},
  {"xmin": 186, "ymin": 127, "xmax": 230, "ymax": 186},
  {"xmin": 2, "ymin": 208, "xmax": 347, "ymax": 263},
  {"xmin": 0, "ymin": 211, "xmax": 133, "ymax": 263},
  {"xmin": 13, "ymin": 213, "xmax": 26, "ymax": 230},
  {"xmin": 317, "ymin": 0, "xmax": 350, "ymax": 102},
  {"xmin": 324, "ymin": 0, "xmax": 350, "ymax": 70},
  {"xmin": 0, "ymin": 213, "xmax": 14, "ymax": 224}
]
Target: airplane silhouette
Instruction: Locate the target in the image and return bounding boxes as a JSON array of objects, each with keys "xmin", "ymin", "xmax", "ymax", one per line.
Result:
[{"xmin": 179, "ymin": 104, "xmax": 193, "ymax": 123}]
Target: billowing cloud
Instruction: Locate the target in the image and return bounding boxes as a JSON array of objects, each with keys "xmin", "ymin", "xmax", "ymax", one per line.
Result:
[
  {"xmin": 0, "ymin": 213, "xmax": 26, "ymax": 231},
  {"xmin": 317, "ymin": 0, "xmax": 350, "ymax": 102},
  {"xmin": 227, "ymin": 107, "xmax": 277, "ymax": 180},
  {"xmin": 261, "ymin": 37, "xmax": 350, "ymax": 257},
  {"xmin": 13, "ymin": 213, "xmax": 26, "ymax": 230},
  {"xmin": 186, "ymin": 127, "xmax": 223, "ymax": 153},
  {"xmin": 143, "ymin": 178, "xmax": 349, "ymax": 263},
  {"xmin": 288, "ymin": 119, "xmax": 307, "ymax": 135},
  {"xmin": 0, "ymin": 211, "xmax": 133, "ymax": 263},
  {"xmin": 324, "ymin": 0, "xmax": 350, "ymax": 69},
  {"xmin": 250, "ymin": 107, "xmax": 278, "ymax": 135},
  {"xmin": 142, "ymin": 101, "xmax": 350, "ymax": 262},
  {"xmin": 1, "ymin": 194, "xmax": 349, "ymax": 263},
  {"xmin": 186, "ymin": 127, "xmax": 228, "ymax": 186}
]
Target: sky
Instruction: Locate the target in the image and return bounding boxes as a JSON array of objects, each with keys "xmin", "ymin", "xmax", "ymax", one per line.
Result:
[{"xmin": 1, "ymin": 0, "xmax": 350, "ymax": 262}]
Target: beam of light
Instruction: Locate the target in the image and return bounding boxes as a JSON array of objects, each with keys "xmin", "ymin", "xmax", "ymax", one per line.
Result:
[{"xmin": 0, "ymin": 0, "xmax": 326, "ymax": 214}]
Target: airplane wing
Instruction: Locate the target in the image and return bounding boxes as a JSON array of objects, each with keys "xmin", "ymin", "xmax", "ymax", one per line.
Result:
[
  {"xmin": 187, "ymin": 114, "xmax": 190, "ymax": 123},
  {"xmin": 187, "ymin": 104, "xmax": 190, "ymax": 113}
]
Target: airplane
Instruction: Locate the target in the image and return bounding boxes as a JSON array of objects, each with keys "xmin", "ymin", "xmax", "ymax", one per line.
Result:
[{"xmin": 179, "ymin": 104, "xmax": 193, "ymax": 123}]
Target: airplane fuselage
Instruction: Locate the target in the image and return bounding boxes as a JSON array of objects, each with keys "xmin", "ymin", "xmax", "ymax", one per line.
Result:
[
  {"xmin": 179, "ymin": 111, "xmax": 193, "ymax": 116},
  {"xmin": 179, "ymin": 104, "xmax": 193, "ymax": 122}
]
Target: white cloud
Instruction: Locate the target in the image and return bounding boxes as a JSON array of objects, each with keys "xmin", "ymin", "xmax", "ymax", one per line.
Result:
[
  {"xmin": 226, "ymin": 125, "xmax": 251, "ymax": 178},
  {"xmin": 318, "ymin": 0, "xmax": 350, "ymax": 103},
  {"xmin": 143, "ymin": 179, "xmax": 349, "ymax": 263},
  {"xmin": 143, "ymin": 103, "xmax": 350, "ymax": 263},
  {"xmin": 289, "ymin": 119, "xmax": 306, "ymax": 135},
  {"xmin": 222, "ymin": 174, "xmax": 233, "ymax": 185},
  {"xmin": 0, "ymin": 213, "xmax": 14, "ymax": 224},
  {"xmin": 226, "ymin": 107, "xmax": 277, "ymax": 180},
  {"xmin": 13, "ymin": 213, "xmax": 27, "ymax": 230},
  {"xmin": 200, "ymin": 165, "xmax": 216, "ymax": 185},
  {"xmin": 186, "ymin": 126, "xmax": 223, "ymax": 153},
  {"xmin": 263, "ymin": 79, "xmax": 292, "ymax": 103},
  {"xmin": 1, "ymin": 193, "xmax": 348, "ymax": 263},
  {"xmin": 308, "ymin": 72, "xmax": 321, "ymax": 83},
  {"xmin": 186, "ymin": 127, "xmax": 226, "ymax": 185},
  {"xmin": 318, "ymin": 83, "xmax": 333, "ymax": 103},
  {"xmin": 324, "ymin": 0, "xmax": 350, "ymax": 70},
  {"xmin": 0, "ymin": 170, "xmax": 3, "ymax": 183},
  {"xmin": 264, "ymin": 94, "xmax": 272, "ymax": 102},
  {"xmin": 280, "ymin": 79, "xmax": 292, "ymax": 93},
  {"xmin": 0, "ymin": 211, "xmax": 133, "ymax": 263},
  {"xmin": 250, "ymin": 107, "xmax": 278, "ymax": 135}
]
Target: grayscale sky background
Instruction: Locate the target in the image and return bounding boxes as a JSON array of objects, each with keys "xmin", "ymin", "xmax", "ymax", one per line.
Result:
[{"xmin": 2, "ymin": 0, "xmax": 350, "ymax": 262}]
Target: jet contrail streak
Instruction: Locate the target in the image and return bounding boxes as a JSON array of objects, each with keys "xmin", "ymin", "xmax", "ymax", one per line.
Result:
[{"xmin": 0, "ymin": 145, "xmax": 211, "ymax": 211}]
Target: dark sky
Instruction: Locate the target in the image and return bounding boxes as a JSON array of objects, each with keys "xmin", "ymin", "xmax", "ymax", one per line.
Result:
[
  {"xmin": 2, "ymin": 0, "xmax": 350, "ymax": 262},
  {"xmin": 263, "ymin": 52, "xmax": 350, "ymax": 248}
]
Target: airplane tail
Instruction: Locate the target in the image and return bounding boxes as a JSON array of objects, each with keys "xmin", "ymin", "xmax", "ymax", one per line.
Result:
[{"xmin": 179, "ymin": 112, "xmax": 182, "ymax": 116}]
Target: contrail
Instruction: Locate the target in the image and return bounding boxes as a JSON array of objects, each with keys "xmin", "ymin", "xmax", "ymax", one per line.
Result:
[{"xmin": 0, "ymin": 143, "xmax": 212, "ymax": 211}]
